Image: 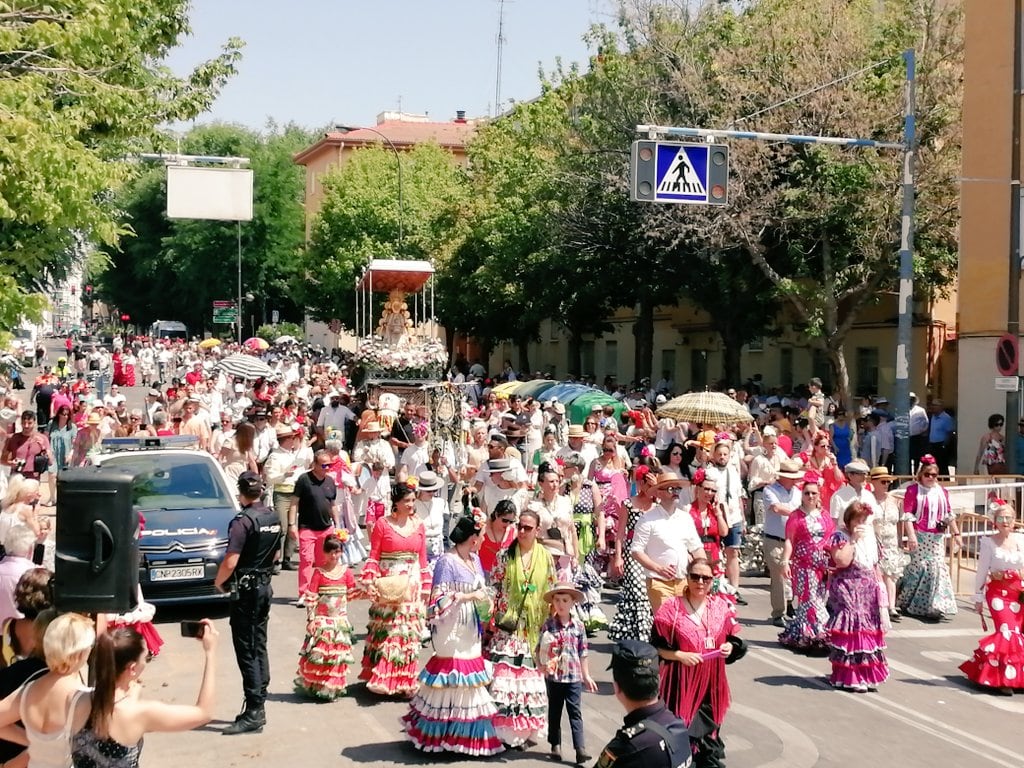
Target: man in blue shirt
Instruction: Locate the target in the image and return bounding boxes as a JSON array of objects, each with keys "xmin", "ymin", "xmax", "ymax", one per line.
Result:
[{"xmin": 927, "ymin": 399, "xmax": 956, "ymax": 476}]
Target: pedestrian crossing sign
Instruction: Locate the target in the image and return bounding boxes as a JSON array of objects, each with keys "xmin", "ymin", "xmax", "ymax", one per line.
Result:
[{"xmin": 630, "ymin": 140, "xmax": 729, "ymax": 205}]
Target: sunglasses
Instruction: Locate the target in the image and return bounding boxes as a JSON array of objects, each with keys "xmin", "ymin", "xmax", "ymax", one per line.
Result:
[
  {"xmin": 500, "ymin": 517, "xmax": 515, "ymax": 524},
  {"xmin": 922, "ymin": 472, "xmax": 938, "ymax": 478},
  {"xmin": 670, "ymin": 451, "xmax": 683, "ymax": 457},
  {"xmin": 517, "ymin": 524, "xmax": 535, "ymax": 532},
  {"xmin": 687, "ymin": 573, "xmax": 713, "ymax": 583},
  {"xmin": 876, "ymin": 479, "xmax": 892, "ymax": 485},
  {"xmin": 994, "ymin": 515, "xmax": 1015, "ymax": 522}
]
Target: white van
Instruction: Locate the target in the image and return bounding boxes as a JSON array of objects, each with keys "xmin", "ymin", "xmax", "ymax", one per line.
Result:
[{"xmin": 149, "ymin": 320, "xmax": 188, "ymax": 341}]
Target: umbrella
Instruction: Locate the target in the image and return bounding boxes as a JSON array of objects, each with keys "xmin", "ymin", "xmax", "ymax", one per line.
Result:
[
  {"xmin": 216, "ymin": 353, "xmax": 274, "ymax": 381},
  {"xmin": 274, "ymin": 334, "xmax": 297, "ymax": 345},
  {"xmin": 568, "ymin": 391, "xmax": 626, "ymax": 425},
  {"xmin": 243, "ymin": 337, "xmax": 270, "ymax": 352},
  {"xmin": 198, "ymin": 338, "xmax": 222, "ymax": 350},
  {"xmin": 656, "ymin": 391, "xmax": 754, "ymax": 425}
]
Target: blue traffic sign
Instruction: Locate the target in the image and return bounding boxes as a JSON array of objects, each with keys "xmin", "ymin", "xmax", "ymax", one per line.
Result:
[
  {"xmin": 655, "ymin": 143, "xmax": 710, "ymax": 203},
  {"xmin": 629, "ymin": 141, "xmax": 728, "ymax": 206}
]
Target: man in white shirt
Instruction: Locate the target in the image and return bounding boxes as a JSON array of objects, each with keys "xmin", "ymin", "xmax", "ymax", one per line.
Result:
[
  {"xmin": 829, "ymin": 459, "xmax": 881, "ymax": 521},
  {"xmin": 631, "ymin": 473, "xmax": 706, "ymax": 613},
  {"xmin": 745, "ymin": 426, "xmax": 787, "ymax": 527},
  {"xmin": 316, "ymin": 392, "xmax": 355, "ymax": 442},
  {"xmin": 103, "ymin": 384, "xmax": 126, "ymax": 409},
  {"xmin": 263, "ymin": 423, "xmax": 313, "ymax": 570},
  {"xmin": 908, "ymin": 392, "xmax": 929, "ymax": 470},
  {"xmin": 762, "ymin": 459, "xmax": 803, "ymax": 626},
  {"xmin": 704, "ymin": 438, "xmax": 747, "ymax": 603},
  {"xmin": 556, "ymin": 425, "xmax": 593, "ymax": 476}
]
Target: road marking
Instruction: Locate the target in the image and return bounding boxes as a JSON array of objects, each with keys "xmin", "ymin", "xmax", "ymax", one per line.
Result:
[
  {"xmin": 920, "ymin": 650, "xmax": 970, "ymax": 665},
  {"xmin": 729, "ymin": 702, "xmax": 820, "ymax": 768},
  {"xmin": 890, "ymin": 656, "xmax": 1024, "ymax": 715},
  {"xmin": 887, "ymin": 628, "xmax": 979, "ymax": 638},
  {"xmin": 753, "ymin": 647, "xmax": 1024, "ymax": 768}
]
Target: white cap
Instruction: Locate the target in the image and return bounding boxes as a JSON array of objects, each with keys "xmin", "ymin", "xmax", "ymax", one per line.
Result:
[
  {"xmin": 655, "ymin": 394, "xmax": 667, "ymax": 404},
  {"xmin": 234, "ymin": 383, "xmax": 244, "ymax": 393}
]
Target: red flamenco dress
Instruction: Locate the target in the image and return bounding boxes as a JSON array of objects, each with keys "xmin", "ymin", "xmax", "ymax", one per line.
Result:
[
  {"xmin": 359, "ymin": 517, "xmax": 429, "ymax": 696},
  {"xmin": 295, "ymin": 565, "xmax": 357, "ymax": 700},
  {"xmin": 960, "ymin": 533, "xmax": 1024, "ymax": 690}
]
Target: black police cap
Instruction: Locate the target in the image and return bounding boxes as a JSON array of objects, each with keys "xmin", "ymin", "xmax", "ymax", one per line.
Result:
[
  {"xmin": 607, "ymin": 638, "xmax": 659, "ymax": 672},
  {"xmin": 237, "ymin": 471, "xmax": 263, "ymax": 496}
]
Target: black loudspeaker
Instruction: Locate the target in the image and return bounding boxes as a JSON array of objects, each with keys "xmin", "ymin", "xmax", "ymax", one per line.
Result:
[{"xmin": 54, "ymin": 467, "xmax": 140, "ymax": 613}]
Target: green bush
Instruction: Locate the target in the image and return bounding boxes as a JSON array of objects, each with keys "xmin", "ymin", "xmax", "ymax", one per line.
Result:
[{"xmin": 255, "ymin": 322, "xmax": 304, "ymax": 343}]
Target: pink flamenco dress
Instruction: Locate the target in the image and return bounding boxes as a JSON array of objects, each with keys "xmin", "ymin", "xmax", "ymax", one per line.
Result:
[
  {"xmin": 824, "ymin": 531, "xmax": 889, "ymax": 691},
  {"xmin": 591, "ymin": 467, "xmax": 628, "ymax": 575},
  {"xmin": 402, "ymin": 552, "xmax": 503, "ymax": 756},
  {"xmin": 959, "ymin": 533, "xmax": 1024, "ymax": 691},
  {"xmin": 295, "ymin": 565, "xmax": 357, "ymax": 700},
  {"xmin": 359, "ymin": 517, "xmax": 429, "ymax": 696},
  {"xmin": 778, "ymin": 509, "xmax": 835, "ymax": 652}
]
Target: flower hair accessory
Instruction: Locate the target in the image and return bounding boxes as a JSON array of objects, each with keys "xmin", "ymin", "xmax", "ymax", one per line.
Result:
[
  {"xmin": 640, "ymin": 445, "xmax": 654, "ymax": 458},
  {"xmin": 692, "ymin": 468, "xmax": 707, "ymax": 486},
  {"xmin": 988, "ymin": 495, "xmax": 1010, "ymax": 513},
  {"xmin": 802, "ymin": 471, "xmax": 821, "ymax": 486},
  {"xmin": 635, "ymin": 465, "xmax": 651, "ymax": 483},
  {"xmin": 471, "ymin": 506, "xmax": 487, "ymax": 527},
  {"xmin": 714, "ymin": 431, "xmax": 733, "ymax": 444},
  {"xmin": 405, "ymin": 477, "xmax": 419, "ymax": 490},
  {"xmin": 920, "ymin": 454, "xmax": 937, "ymax": 466},
  {"xmin": 412, "ymin": 421, "xmax": 429, "ymax": 439},
  {"xmin": 334, "ymin": 528, "xmax": 350, "ymax": 543}
]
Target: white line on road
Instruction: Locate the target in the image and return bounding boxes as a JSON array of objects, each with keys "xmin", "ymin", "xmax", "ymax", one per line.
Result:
[
  {"xmin": 887, "ymin": 628, "xmax": 979, "ymax": 638},
  {"xmin": 753, "ymin": 647, "xmax": 1024, "ymax": 768},
  {"xmin": 729, "ymin": 703, "xmax": 820, "ymax": 768}
]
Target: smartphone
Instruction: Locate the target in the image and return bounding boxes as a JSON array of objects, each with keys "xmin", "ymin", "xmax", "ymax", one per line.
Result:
[{"xmin": 180, "ymin": 620, "xmax": 205, "ymax": 638}]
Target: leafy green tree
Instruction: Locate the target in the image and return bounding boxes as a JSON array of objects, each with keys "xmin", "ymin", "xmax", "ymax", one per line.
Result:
[
  {"xmin": 300, "ymin": 143, "xmax": 469, "ymax": 328},
  {"xmin": 99, "ymin": 122, "xmax": 315, "ymax": 333},
  {"xmin": 0, "ymin": 1, "xmax": 241, "ymax": 329}
]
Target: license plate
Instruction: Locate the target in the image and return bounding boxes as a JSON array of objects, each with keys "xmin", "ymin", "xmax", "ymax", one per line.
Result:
[{"xmin": 150, "ymin": 565, "xmax": 205, "ymax": 582}]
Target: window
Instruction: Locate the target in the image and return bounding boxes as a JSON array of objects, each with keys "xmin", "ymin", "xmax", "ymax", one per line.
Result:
[
  {"xmin": 855, "ymin": 347, "xmax": 879, "ymax": 395},
  {"xmin": 690, "ymin": 350, "xmax": 707, "ymax": 390},
  {"xmin": 660, "ymin": 349, "xmax": 676, "ymax": 384},
  {"xmin": 779, "ymin": 347, "xmax": 793, "ymax": 392},
  {"xmin": 604, "ymin": 340, "xmax": 618, "ymax": 379},
  {"xmin": 581, "ymin": 341, "xmax": 595, "ymax": 377},
  {"xmin": 811, "ymin": 349, "xmax": 832, "ymax": 390}
]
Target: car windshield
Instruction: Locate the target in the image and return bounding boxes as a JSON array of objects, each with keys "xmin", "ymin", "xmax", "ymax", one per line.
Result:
[{"xmin": 102, "ymin": 454, "xmax": 232, "ymax": 511}]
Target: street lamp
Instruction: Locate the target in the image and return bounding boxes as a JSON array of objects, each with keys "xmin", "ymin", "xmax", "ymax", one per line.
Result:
[{"xmin": 337, "ymin": 125, "xmax": 403, "ymax": 253}]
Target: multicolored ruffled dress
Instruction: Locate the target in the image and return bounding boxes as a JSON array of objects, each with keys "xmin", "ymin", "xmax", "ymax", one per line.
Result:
[
  {"xmin": 295, "ymin": 565, "xmax": 356, "ymax": 699},
  {"xmin": 779, "ymin": 509, "xmax": 834, "ymax": 651},
  {"xmin": 898, "ymin": 482, "xmax": 958, "ymax": 619},
  {"xmin": 959, "ymin": 533, "xmax": 1024, "ymax": 690},
  {"xmin": 607, "ymin": 499, "xmax": 654, "ymax": 643},
  {"xmin": 488, "ymin": 544, "xmax": 556, "ymax": 747},
  {"xmin": 359, "ymin": 517, "xmax": 429, "ymax": 696},
  {"xmin": 824, "ymin": 531, "xmax": 889, "ymax": 691},
  {"xmin": 402, "ymin": 552, "xmax": 503, "ymax": 756},
  {"xmin": 569, "ymin": 481, "xmax": 598, "ymax": 564},
  {"xmin": 590, "ymin": 467, "xmax": 628, "ymax": 576}
]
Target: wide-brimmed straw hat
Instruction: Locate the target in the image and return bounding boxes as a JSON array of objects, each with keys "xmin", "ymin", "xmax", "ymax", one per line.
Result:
[
  {"xmin": 543, "ymin": 582, "xmax": 585, "ymax": 603},
  {"xmin": 777, "ymin": 459, "xmax": 804, "ymax": 480}
]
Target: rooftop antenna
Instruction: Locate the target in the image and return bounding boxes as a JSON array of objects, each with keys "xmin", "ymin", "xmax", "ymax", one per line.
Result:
[{"xmin": 494, "ymin": 0, "xmax": 506, "ymax": 115}]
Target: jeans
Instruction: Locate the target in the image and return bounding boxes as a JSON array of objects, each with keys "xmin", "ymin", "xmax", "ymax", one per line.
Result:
[
  {"xmin": 230, "ymin": 581, "xmax": 272, "ymax": 710},
  {"xmin": 546, "ymin": 679, "xmax": 584, "ymax": 750},
  {"xmin": 95, "ymin": 372, "xmax": 108, "ymax": 402}
]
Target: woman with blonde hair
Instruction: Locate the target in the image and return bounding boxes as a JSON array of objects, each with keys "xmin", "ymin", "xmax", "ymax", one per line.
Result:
[
  {"xmin": 0, "ymin": 613, "xmax": 96, "ymax": 766},
  {"xmin": 0, "ymin": 476, "xmax": 44, "ymax": 545}
]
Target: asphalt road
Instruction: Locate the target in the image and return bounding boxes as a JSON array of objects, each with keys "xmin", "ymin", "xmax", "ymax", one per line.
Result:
[{"xmin": 32, "ymin": 339, "xmax": 1024, "ymax": 767}]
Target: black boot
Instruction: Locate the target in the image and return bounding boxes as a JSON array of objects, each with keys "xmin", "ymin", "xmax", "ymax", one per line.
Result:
[{"xmin": 223, "ymin": 707, "xmax": 265, "ymax": 735}]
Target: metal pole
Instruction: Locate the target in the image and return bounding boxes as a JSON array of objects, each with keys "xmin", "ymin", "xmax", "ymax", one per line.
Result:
[
  {"xmin": 635, "ymin": 124, "xmax": 905, "ymax": 151},
  {"xmin": 894, "ymin": 49, "xmax": 917, "ymax": 476},
  {"xmin": 1008, "ymin": 3, "xmax": 1023, "ymax": 471},
  {"xmin": 237, "ymin": 221, "xmax": 243, "ymax": 345}
]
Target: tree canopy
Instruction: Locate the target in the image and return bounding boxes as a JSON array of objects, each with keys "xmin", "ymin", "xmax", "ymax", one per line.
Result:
[{"xmin": 0, "ymin": 1, "xmax": 242, "ymax": 329}]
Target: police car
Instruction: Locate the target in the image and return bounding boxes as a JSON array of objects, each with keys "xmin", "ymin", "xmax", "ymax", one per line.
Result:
[{"xmin": 90, "ymin": 436, "xmax": 239, "ymax": 604}]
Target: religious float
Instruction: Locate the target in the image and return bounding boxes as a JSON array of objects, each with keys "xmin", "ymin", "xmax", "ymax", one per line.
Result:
[{"xmin": 353, "ymin": 259, "xmax": 462, "ymax": 448}]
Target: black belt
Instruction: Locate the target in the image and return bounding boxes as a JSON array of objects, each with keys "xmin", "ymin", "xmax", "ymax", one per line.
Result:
[
  {"xmin": 763, "ymin": 534, "xmax": 785, "ymax": 542},
  {"xmin": 236, "ymin": 572, "xmax": 272, "ymax": 589},
  {"xmin": 700, "ymin": 535, "xmax": 718, "ymax": 544}
]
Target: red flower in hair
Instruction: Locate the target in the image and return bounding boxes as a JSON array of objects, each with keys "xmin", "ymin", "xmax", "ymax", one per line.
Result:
[
  {"xmin": 802, "ymin": 471, "xmax": 821, "ymax": 486},
  {"xmin": 555, "ymin": 457, "xmax": 565, "ymax": 467},
  {"xmin": 692, "ymin": 468, "xmax": 706, "ymax": 486},
  {"xmin": 635, "ymin": 465, "xmax": 650, "ymax": 483},
  {"xmin": 714, "ymin": 432, "xmax": 733, "ymax": 444},
  {"xmin": 920, "ymin": 454, "xmax": 937, "ymax": 466}
]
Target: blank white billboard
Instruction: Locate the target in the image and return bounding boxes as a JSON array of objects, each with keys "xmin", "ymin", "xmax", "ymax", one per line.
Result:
[{"xmin": 166, "ymin": 166, "xmax": 253, "ymax": 221}]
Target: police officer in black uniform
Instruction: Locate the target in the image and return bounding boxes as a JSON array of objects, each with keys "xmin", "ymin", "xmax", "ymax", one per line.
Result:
[
  {"xmin": 595, "ymin": 639, "xmax": 692, "ymax": 768},
  {"xmin": 214, "ymin": 470, "xmax": 282, "ymax": 735}
]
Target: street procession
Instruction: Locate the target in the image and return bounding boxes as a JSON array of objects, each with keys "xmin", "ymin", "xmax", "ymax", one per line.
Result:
[{"xmin": 2, "ymin": 1, "xmax": 1023, "ymax": 767}]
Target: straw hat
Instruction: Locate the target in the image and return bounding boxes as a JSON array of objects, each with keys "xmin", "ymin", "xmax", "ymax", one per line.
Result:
[
  {"xmin": 543, "ymin": 582, "xmax": 585, "ymax": 603},
  {"xmin": 362, "ymin": 421, "xmax": 382, "ymax": 434},
  {"xmin": 777, "ymin": 459, "xmax": 804, "ymax": 480},
  {"xmin": 416, "ymin": 470, "xmax": 444, "ymax": 493},
  {"xmin": 869, "ymin": 466, "xmax": 895, "ymax": 482},
  {"xmin": 567, "ymin": 424, "xmax": 587, "ymax": 439},
  {"xmin": 487, "ymin": 458, "xmax": 512, "ymax": 473}
]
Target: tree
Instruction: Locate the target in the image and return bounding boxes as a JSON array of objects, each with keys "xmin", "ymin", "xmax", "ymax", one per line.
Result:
[
  {"xmin": 300, "ymin": 143, "xmax": 469, "ymax": 328},
  {"xmin": 0, "ymin": 1, "xmax": 241, "ymax": 329},
  {"xmin": 99, "ymin": 122, "xmax": 314, "ymax": 333},
  {"xmin": 622, "ymin": 0, "xmax": 962, "ymax": 404}
]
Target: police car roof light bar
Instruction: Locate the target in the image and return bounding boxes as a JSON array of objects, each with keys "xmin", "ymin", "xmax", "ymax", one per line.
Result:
[{"xmin": 99, "ymin": 435, "xmax": 200, "ymax": 452}]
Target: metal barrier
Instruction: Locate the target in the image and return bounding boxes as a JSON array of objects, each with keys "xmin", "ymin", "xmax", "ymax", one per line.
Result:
[{"xmin": 892, "ymin": 476, "xmax": 1024, "ymax": 596}]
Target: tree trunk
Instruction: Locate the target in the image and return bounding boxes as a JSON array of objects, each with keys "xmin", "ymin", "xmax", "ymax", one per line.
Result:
[
  {"xmin": 567, "ymin": 329, "xmax": 583, "ymax": 379},
  {"xmin": 633, "ymin": 299, "xmax": 654, "ymax": 384},
  {"xmin": 517, "ymin": 337, "xmax": 531, "ymax": 376},
  {"xmin": 827, "ymin": 341, "xmax": 852, "ymax": 411},
  {"xmin": 721, "ymin": 328, "xmax": 743, "ymax": 386}
]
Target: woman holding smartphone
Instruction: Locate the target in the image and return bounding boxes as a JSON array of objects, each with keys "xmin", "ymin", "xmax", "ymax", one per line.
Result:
[{"xmin": 71, "ymin": 620, "xmax": 218, "ymax": 767}]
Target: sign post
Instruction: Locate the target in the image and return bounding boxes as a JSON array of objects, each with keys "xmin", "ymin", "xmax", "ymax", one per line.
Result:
[{"xmin": 212, "ymin": 300, "xmax": 237, "ymax": 326}]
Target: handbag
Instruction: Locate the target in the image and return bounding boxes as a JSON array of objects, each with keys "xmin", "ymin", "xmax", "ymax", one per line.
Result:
[
  {"xmin": 496, "ymin": 598, "xmax": 524, "ymax": 634},
  {"xmin": 32, "ymin": 449, "xmax": 48, "ymax": 475},
  {"xmin": 374, "ymin": 573, "xmax": 411, "ymax": 604}
]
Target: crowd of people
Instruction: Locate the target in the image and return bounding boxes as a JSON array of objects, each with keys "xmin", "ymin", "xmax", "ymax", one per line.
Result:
[{"xmin": 0, "ymin": 336, "xmax": 1020, "ymax": 766}]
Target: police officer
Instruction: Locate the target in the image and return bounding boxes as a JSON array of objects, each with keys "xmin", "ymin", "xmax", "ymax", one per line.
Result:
[
  {"xmin": 595, "ymin": 639, "xmax": 692, "ymax": 768},
  {"xmin": 214, "ymin": 470, "xmax": 282, "ymax": 735}
]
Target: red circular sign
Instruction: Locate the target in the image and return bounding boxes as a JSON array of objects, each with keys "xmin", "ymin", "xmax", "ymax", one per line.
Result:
[{"xmin": 996, "ymin": 333, "xmax": 1019, "ymax": 376}]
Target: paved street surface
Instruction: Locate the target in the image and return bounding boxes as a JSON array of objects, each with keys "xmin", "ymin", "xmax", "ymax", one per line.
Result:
[{"xmin": 30, "ymin": 340, "xmax": 1024, "ymax": 767}]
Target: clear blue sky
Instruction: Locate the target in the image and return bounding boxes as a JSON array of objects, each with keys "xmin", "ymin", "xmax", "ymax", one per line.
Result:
[{"xmin": 166, "ymin": 0, "xmax": 614, "ymax": 130}]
